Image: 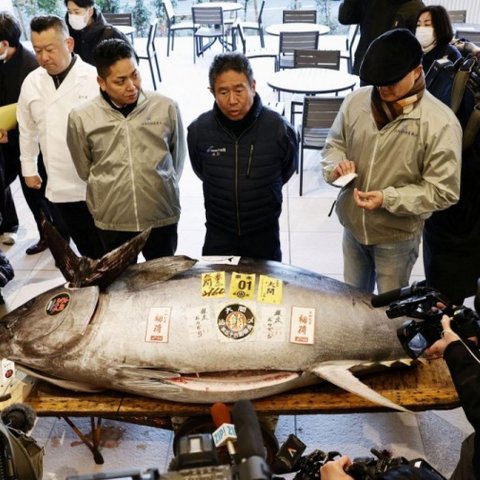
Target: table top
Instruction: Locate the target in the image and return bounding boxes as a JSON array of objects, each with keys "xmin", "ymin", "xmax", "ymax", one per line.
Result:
[
  {"xmin": 266, "ymin": 23, "xmax": 330, "ymax": 36},
  {"xmin": 115, "ymin": 25, "xmax": 135, "ymax": 36},
  {"xmin": 194, "ymin": 1, "xmax": 243, "ymax": 12},
  {"xmin": 268, "ymin": 67, "xmax": 358, "ymax": 95},
  {"xmin": 24, "ymin": 360, "xmax": 458, "ymax": 418}
]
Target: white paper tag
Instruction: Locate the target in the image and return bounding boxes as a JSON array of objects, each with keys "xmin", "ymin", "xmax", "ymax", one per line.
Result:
[
  {"xmin": 290, "ymin": 307, "xmax": 315, "ymax": 344},
  {"xmin": 332, "ymin": 172, "xmax": 358, "ymax": 188},
  {"xmin": 145, "ymin": 307, "xmax": 171, "ymax": 343}
]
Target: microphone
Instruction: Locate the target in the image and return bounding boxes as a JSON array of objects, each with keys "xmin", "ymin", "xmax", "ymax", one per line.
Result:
[
  {"xmin": 231, "ymin": 399, "xmax": 271, "ymax": 480},
  {"xmin": 211, "ymin": 403, "xmax": 237, "ymax": 462},
  {"xmin": 371, "ymin": 281, "xmax": 428, "ymax": 308},
  {"xmin": 1, "ymin": 403, "xmax": 37, "ymax": 433},
  {"xmin": 272, "ymin": 434, "xmax": 306, "ymax": 474}
]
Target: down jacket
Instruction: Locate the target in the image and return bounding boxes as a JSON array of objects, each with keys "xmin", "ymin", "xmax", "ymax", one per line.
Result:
[{"xmin": 187, "ymin": 95, "xmax": 297, "ymax": 236}]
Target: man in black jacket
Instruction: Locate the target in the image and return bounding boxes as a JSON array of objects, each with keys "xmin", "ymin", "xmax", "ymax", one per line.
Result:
[
  {"xmin": 338, "ymin": 0, "xmax": 425, "ymax": 77},
  {"xmin": 187, "ymin": 53, "xmax": 298, "ymax": 262}
]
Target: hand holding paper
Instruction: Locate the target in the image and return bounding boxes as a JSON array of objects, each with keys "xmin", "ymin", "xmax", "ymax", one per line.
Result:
[{"xmin": 0, "ymin": 103, "xmax": 18, "ymax": 131}]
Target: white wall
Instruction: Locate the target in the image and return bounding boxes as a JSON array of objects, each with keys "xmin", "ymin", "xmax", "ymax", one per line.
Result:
[{"xmin": 425, "ymin": 0, "xmax": 480, "ymax": 23}]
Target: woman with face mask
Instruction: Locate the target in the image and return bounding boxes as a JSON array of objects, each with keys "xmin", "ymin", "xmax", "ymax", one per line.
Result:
[
  {"xmin": 415, "ymin": 5, "xmax": 461, "ymax": 75},
  {"xmin": 64, "ymin": 0, "xmax": 130, "ymax": 66}
]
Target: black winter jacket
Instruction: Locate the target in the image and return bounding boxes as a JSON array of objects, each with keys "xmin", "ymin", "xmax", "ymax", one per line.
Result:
[
  {"xmin": 66, "ymin": 9, "xmax": 129, "ymax": 66},
  {"xmin": 444, "ymin": 340, "xmax": 480, "ymax": 478},
  {"xmin": 338, "ymin": 0, "xmax": 425, "ymax": 74},
  {"xmin": 187, "ymin": 95, "xmax": 298, "ymax": 236}
]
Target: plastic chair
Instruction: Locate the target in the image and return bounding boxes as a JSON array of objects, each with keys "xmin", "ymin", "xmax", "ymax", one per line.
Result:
[
  {"xmin": 102, "ymin": 12, "xmax": 134, "ymax": 42},
  {"xmin": 192, "ymin": 6, "xmax": 229, "ymax": 63},
  {"xmin": 277, "ymin": 30, "xmax": 319, "ymax": 70},
  {"xmin": 234, "ymin": 21, "xmax": 278, "ymax": 68},
  {"xmin": 163, "ymin": 0, "xmax": 195, "ymax": 56},
  {"xmin": 241, "ymin": 0, "xmax": 266, "ymax": 48},
  {"xmin": 136, "ymin": 20, "xmax": 161, "ymax": 90},
  {"xmin": 299, "ymin": 96, "xmax": 343, "ymax": 196},
  {"xmin": 290, "ymin": 50, "xmax": 341, "ymax": 124},
  {"xmin": 448, "ymin": 10, "xmax": 467, "ymax": 23},
  {"xmin": 282, "ymin": 9, "xmax": 317, "ymax": 24}
]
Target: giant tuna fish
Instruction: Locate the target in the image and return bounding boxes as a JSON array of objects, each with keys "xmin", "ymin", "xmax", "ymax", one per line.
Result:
[{"xmin": 0, "ymin": 223, "xmax": 411, "ymax": 410}]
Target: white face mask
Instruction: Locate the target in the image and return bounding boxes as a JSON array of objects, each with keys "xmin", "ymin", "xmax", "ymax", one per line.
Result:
[
  {"xmin": 416, "ymin": 26, "xmax": 436, "ymax": 50},
  {"xmin": 69, "ymin": 13, "xmax": 88, "ymax": 31}
]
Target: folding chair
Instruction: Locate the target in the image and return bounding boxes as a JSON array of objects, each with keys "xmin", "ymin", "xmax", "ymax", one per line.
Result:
[
  {"xmin": 136, "ymin": 20, "xmax": 161, "ymax": 90},
  {"xmin": 299, "ymin": 96, "xmax": 343, "ymax": 196},
  {"xmin": 282, "ymin": 9, "xmax": 317, "ymax": 24},
  {"xmin": 277, "ymin": 30, "xmax": 319, "ymax": 70},
  {"xmin": 163, "ymin": 0, "xmax": 195, "ymax": 56},
  {"xmin": 192, "ymin": 6, "xmax": 229, "ymax": 63}
]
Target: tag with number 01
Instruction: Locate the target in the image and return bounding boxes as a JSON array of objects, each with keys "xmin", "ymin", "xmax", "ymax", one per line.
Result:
[{"xmin": 229, "ymin": 272, "xmax": 256, "ymax": 300}]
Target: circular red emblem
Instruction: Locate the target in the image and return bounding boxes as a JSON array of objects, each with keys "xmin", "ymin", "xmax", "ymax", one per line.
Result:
[{"xmin": 45, "ymin": 292, "xmax": 71, "ymax": 316}]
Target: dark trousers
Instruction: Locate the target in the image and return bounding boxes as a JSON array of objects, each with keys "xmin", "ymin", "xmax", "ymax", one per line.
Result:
[
  {"xmin": 450, "ymin": 432, "xmax": 476, "ymax": 480},
  {"xmin": 203, "ymin": 224, "xmax": 282, "ymax": 261},
  {"xmin": 53, "ymin": 201, "xmax": 105, "ymax": 259},
  {"xmin": 0, "ymin": 152, "xmax": 18, "ymax": 234},
  {"xmin": 97, "ymin": 223, "xmax": 178, "ymax": 261},
  {"xmin": 22, "ymin": 154, "xmax": 70, "ymax": 241}
]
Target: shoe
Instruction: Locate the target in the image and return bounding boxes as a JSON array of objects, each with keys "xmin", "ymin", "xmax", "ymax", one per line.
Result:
[
  {"xmin": 26, "ymin": 239, "xmax": 48, "ymax": 255},
  {"xmin": 1, "ymin": 232, "xmax": 17, "ymax": 245}
]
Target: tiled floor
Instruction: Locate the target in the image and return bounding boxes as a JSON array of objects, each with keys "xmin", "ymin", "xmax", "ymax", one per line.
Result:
[{"xmin": 0, "ymin": 34, "xmax": 473, "ymax": 479}]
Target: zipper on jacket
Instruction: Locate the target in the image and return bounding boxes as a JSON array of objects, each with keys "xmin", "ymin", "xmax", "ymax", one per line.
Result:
[
  {"xmin": 362, "ymin": 135, "xmax": 380, "ymax": 244},
  {"xmin": 126, "ymin": 125, "xmax": 140, "ymax": 230},
  {"xmin": 234, "ymin": 141, "xmax": 241, "ymax": 235},
  {"xmin": 246, "ymin": 144, "xmax": 254, "ymax": 178}
]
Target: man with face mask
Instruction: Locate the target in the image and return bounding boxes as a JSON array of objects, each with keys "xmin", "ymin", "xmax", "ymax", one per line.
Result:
[
  {"xmin": 339, "ymin": 0, "xmax": 425, "ymax": 78},
  {"xmin": 321, "ymin": 29, "xmax": 462, "ymax": 295},
  {"xmin": 64, "ymin": 0, "xmax": 129, "ymax": 66}
]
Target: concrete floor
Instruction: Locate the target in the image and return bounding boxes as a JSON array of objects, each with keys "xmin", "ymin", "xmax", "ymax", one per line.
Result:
[{"xmin": 0, "ymin": 31, "xmax": 474, "ymax": 479}]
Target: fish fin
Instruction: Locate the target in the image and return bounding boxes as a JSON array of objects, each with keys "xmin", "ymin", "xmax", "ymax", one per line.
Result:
[
  {"xmin": 42, "ymin": 216, "xmax": 151, "ymax": 289},
  {"xmin": 310, "ymin": 362, "xmax": 411, "ymax": 413},
  {"xmin": 17, "ymin": 365, "xmax": 105, "ymax": 393}
]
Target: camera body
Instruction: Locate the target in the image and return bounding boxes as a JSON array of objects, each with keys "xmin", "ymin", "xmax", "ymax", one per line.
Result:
[{"xmin": 380, "ymin": 289, "xmax": 480, "ymax": 359}]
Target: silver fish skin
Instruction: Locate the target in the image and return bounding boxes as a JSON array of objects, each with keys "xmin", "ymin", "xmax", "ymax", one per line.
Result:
[{"xmin": 0, "ymin": 257, "xmax": 409, "ymax": 405}]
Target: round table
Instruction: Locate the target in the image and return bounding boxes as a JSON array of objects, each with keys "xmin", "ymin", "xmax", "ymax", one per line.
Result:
[
  {"xmin": 195, "ymin": 2, "xmax": 243, "ymax": 12},
  {"xmin": 266, "ymin": 23, "xmax": 330, "ymax": 36},
  {"xmin": 267, "ymin": 67, "xmax": 358, "ymax": 95}
]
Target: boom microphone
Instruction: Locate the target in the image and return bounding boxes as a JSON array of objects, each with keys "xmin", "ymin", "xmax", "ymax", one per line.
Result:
[
  {"xmin": 371, "ymin": 281, "xmax": 429, "ymax": 308},
  {"xmin": 231, "ymin": 399, "xmax": 270, "ymax": 480},
  {"xmin": 211, "ymin": 403, "xmax": 237, "ymax": 462}
]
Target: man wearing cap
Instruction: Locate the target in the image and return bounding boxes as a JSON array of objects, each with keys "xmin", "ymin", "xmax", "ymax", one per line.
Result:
[{"xmin": 322, "ymin": 28, "xmax": 461, "ymax": 295}]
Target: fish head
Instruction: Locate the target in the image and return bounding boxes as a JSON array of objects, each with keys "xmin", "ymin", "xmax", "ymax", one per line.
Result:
[{"xmin": 0, "ymin": 284, "xmax": 99, "ymax": 364}]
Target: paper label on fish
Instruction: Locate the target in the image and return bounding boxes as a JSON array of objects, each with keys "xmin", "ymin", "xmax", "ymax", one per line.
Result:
[
  {"xmin": 145, "ymin": 307, "xmax": 171, "ymax": 343},
  {"xmin": 229, "ymin": 272, "xmax": 256, "ymax": 300},
  {"xmin": 201, "ymin": 272, "xmax": 226, "ymax": 298},
  {"xmin": 290, "ymin": 307, "xmax": 315, "ymax": 344},
  {"xmin": 259, "ymin": 306, "xmax": 287, "ymax": 341},
  {"xmin": 187, "ymin": 306, "xmax": 214, "ymax": 340},
  {"xmin": 216, "ymin": 303, "xmax": 256, "ymax": 341},
  {"xmin": 257, "ymin": 275, "xmax": 283, "ymax": 304},
  {"xmin": 1, "ymin": 358, "xmax": 15, "ymax": 390}
]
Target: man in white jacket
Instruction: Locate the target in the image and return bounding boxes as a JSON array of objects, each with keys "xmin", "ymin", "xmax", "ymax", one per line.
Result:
[{"xmin": 17, "ymin": 15, "xmax": 103, "ymax": 259}]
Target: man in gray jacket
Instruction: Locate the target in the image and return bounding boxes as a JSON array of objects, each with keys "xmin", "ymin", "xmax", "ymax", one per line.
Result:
[
  {"xmin": 322, "ymin": 29, "xmax": 461, "ymax": 295},
  {"xmin": 67, "ymin": 39, "xmax": 185, "ymax": 259}
]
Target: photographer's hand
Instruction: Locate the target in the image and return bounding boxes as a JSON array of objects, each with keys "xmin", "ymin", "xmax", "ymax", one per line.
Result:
[
  {"xmin": 320, "ymin": 455, "xmax": 354, "ymax": 480},
  {"xmin": 424, "ymin": 315, "xmax": 460, "ymax": 359}
]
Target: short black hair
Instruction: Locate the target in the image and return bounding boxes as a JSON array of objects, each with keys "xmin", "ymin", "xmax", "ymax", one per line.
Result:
[
  {"xmin": 93, "ymin": 38, "xmax": 136, "ymax": 78},
  {"xmin": 30, "ymin": 15, "xmax": 69, "ymax": 37},
  {"xmin": 0, "ymin": 12, "xmax": 22, "ymax": 47},
  {"xmin": 208, "ymin": 52, "xmax": 254, "ymax": 90},
  {"xmin": 416, "ymin": 5, "xmax": 454, "ymax": 47},
  {"xmin": 63, "ymin": 0, "xmax": 94, "ymax": 7}
]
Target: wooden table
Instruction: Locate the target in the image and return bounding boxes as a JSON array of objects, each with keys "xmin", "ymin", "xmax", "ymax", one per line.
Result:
[
  {"xmin": 267, "ymin": 67, "xmax": 358, "ymax": 95},
  {"xmin": 23, "ymin": 360, "xmax": 459, "ymax": 463},
  {"xmin": 266, "ymin": 22, "xmax": 330, "ymax": 36}
]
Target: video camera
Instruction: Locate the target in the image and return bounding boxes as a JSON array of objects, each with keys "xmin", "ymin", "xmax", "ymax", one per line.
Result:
[
  {"xmin": 371, "ymin": 281, "xmax": 480, "ymax": 358},
  {"xmin": 272, "ymin": 435, "xmax": 445, "ymax": 480},
  {"xmin": 66, "ymin": 399, "xmax": 271, "ymax": 480}
]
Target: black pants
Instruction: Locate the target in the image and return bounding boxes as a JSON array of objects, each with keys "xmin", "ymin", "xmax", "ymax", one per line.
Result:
[
  {"xmin": 203, "ymin": 224, "xmax": 281, "ymax": 261},
  {"xmin": 53, "ymin": 201, "xmax": 105, "ymax": 259},
  {"xmin": 97, "ymin": 223, "xmax": 178, "ymax": 261},
  {"xmin": 0, "ymin": 152, "xmax": 18, "ymax": 234}
]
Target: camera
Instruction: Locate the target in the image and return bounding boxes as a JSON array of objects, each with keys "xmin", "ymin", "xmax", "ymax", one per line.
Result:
[
  {"xmin": 371, "ymin": 282, "xmax": 480, "ymax": 359},
  {"xmin": 66, "ymin": 399, "xmax": 271, "ymax": 480}
]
